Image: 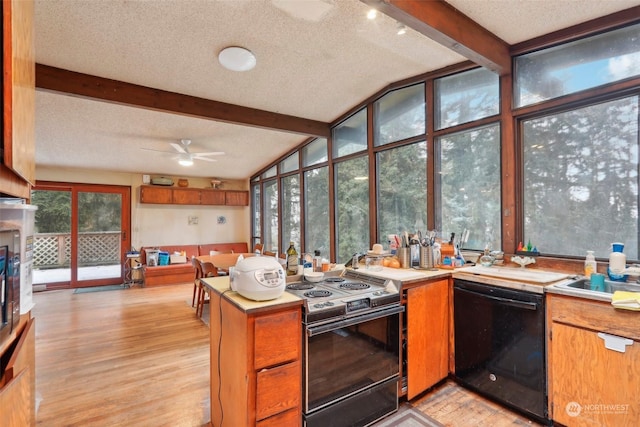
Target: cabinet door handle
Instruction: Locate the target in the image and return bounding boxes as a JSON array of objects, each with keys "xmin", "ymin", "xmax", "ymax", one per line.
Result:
[{"xmin": 597, "ymin": 332, "xmax": 634, "ymax": 353}]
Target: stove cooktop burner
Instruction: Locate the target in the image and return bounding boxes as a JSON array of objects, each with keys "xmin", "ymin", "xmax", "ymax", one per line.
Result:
[
  {"xmin": 324, "ymin": 277, "xmax": 346, "ymax": 283},
  {"xmin": 305, "ymin": 290, "xmax": 332, "ymax": 298},
  {"xmin": 339, "ymin": 282, "xmax": 370, "ymax": 291},
  {"xmin": 286, "ymin": 283, "xmax": 315, "ymax": 291}
]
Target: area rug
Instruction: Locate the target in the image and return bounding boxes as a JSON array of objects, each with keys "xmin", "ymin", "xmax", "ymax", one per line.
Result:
[
  {"xmin": 73, "ymin": 284, "xmax": 127, "ymax": 294},
  {"xmin": 374, "ymin": 403, "xmax": 444, "ymax": 427}
]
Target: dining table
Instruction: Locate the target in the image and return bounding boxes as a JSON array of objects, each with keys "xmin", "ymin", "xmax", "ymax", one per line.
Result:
[{"xmin": 196, "ymin": 252, "xmax": 257, "ymax": 271}]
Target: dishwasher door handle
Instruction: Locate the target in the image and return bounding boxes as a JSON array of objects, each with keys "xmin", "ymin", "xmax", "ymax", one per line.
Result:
[{"xmin": 456, "ymin": 287, "xmax": 539, "ymax": 310}]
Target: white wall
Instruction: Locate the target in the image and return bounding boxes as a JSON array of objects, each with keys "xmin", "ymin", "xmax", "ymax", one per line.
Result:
[{"xmin": 35, "ymin": 166, "xmax": 251, "ymax": 250}]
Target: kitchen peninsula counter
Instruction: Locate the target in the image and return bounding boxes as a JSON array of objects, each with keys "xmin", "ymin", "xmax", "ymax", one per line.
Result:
[
  {"xmin": 201, "ymin": 276, "xmax": 303, "ymax": 313},
  {"xmin": 203, "ymin": 275, "xmax": 304, "ymax": 426}
]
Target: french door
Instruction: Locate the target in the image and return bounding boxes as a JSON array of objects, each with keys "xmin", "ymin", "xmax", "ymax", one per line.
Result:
[{"xmin": 31, "ymin": 182, "xmax": 131, "ymax": 289}]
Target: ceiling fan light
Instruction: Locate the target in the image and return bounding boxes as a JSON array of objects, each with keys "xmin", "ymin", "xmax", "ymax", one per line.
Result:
[
  {"xmin": 218, "ymin": 46, "xmax": 256, "ymax": 72},
  {"xmin": 178, "ymin": 157, "xmax": 194, "ymax": 167}
]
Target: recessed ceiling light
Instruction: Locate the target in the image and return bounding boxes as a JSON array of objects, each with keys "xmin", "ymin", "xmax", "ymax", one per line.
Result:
[
  {"xmin": 367, "ymin": 9, "xmax": 377, "ymax": 20},
  {"xmin": 397, "ymin": 22, "xmax": 407, "ymax": 35},
  {"xmin": 218, "ymin": 46, "xmax": 256, "ymax": 72}
]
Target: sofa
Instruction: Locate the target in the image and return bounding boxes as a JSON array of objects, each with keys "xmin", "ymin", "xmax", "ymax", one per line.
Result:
[{"xmin": 140, "ymin": 242, "xmax": 249, "ymax": 286}]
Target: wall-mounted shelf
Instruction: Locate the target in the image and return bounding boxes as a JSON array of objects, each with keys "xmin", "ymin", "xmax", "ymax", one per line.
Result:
[{"xmin": 139, "ymin": 185, "xmax": 248, "ymax": 206}]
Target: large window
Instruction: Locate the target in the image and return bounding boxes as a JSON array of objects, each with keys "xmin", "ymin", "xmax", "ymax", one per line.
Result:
[
  {"xmin": 302, "ymin": 138, "xmax": 328, "ymax": 167},
  {"xmin": 333, "ymin": 109, "xmax": 367, "ymax": 158},
  {"xmin": 304, "ymin": 167, "xmax": 330, "ymax": 258},
  {"xmin": 251, "ymin": 182, "xmax": 261, "ymax": 249},
  {"xmin": 435, "ymin": 67, "xmax": 499, "ymax": 130},
  {"xmin": 377, "ymin": 142, "xmax": 427, "ymax": 244},
  {"xmin": 437, "ymin": 124, "xmax": 502, "ymax": 250},
  {"xmin": 523, "ymin": 97, "xmax": 639, "ymax": 259},
  {"xmin": 515, "ymin": 22, "xmax": 640, "ymax": 107},
  {"xmin": 335, "ymin": 156, "xmax": 369, "ymax": 262},
  {"xmin": 281, "ymin": 174, "xmax": 301, "ymax": 251},
  {"xmin": 374, "ymin": 84, "xmax": 425, "ymax": 146},
  {"xmin": 263, "ymin": 179, "xmax": 278, "ymax": 253}
]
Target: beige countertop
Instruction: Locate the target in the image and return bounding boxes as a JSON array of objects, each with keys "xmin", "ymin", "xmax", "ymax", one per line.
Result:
[
  {"xmin": 349, "ymin": 266, "xmax": 451, "ymax": 285},
  {"xmin": 201, "ymin": 276, "xmax": 303, "ymax": 314},
  {"xmin": 452, "ymin": 265, "xmax": 575, "ymax": 294}
]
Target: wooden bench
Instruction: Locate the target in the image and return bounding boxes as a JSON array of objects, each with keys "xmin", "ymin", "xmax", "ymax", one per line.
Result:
[{"xmin": 140, "ymin": 242, "xmax": 248, "ymax": 286}]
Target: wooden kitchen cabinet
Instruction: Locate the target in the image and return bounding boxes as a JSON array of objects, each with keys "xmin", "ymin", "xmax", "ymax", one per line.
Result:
[
  {"xmin": 200, "ymin": 189, "xmax": 225, "ymax": 205},
  {"xmin": 225, "ymin": 190, "xmax": 249, "ymax": 206},
  {"xmin": 171, "ymin": 188, "xmax": 200, "ymax": 204},
  {"xmin": 1, "ymin": 0, "xmax": 35, "ymax": 198},
  {"xmin": 402, "ymin": 278, "xmax": 450, "ymax": 399},
  {"xmin": 139, "ymin": 185, "xmax": 248, "ymax": 206},
  {"xmin": 0, "ymin": 317, "xmax": 36, "ymax": 427},
  {"xmin": 139, "ymin": 185, "xmax": 172, "ymax": 204},
  {"xmin": 210, "ymin": 290, "xmax": 302, "ymax": 426},
  {"xmin": 547, "ymin": 294, "xmax": 640, "ymax": 426}
]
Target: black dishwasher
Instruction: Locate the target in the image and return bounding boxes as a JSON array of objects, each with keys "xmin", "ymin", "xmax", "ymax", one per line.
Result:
[{"xmin": 453, "ymin": 279, "xmax": 548, "ymax": 424}]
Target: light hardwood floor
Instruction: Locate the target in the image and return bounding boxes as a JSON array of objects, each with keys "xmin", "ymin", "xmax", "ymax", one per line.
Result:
[{"xmin": 33, "ymin": 283, "xmax": 541, "ymax": 427}]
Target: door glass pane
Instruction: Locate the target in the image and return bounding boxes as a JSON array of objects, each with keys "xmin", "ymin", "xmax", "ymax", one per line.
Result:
[
  {"xmin": 333, "ymin": 109, "xmax": 368, "ymax": 158},
  {"xmin": 304, "ymin": 166, "xmax": 330, "ymax": 258},
  {"xmin": 335, "ymin": 156, "xmax": 370, "ymax": 263},
  {"xmin": 77, "ymin": 192, "xmax": 122, "ymax": 281},
  {"xmin": 377, "ymin": 142, "xmax": 427, "ymax": 244},
  {"xmin": 437, "ymin": 124, "xmax": 501, "ymax": 250},
  {"xmin": 281, "ymin": 174, "xmax": 300, "ymax": 250},
  {"xmin": 263, "ymin": 180, "xmax": 279, "ymax": 253},
  {"xmin": 374, "ymin": 83, "xmax": 425, "ymax": 146},
  {"xmin": 523, "ymin": 97, "xmax": 639, "ymax": 259},
  {"xmin": 31, "ymin": 190, "xmax": 72, "ymax": 284}
]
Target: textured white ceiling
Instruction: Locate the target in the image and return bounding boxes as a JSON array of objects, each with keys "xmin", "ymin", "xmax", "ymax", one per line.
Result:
[{"xmin": 34, "ymin": 0, "xmax": 640, "ymax": 180}]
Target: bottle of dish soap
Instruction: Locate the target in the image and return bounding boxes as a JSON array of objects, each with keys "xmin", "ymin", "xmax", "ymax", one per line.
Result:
[
  {"xmin": 584, "ymin": 250, "xmax": 596, "ymax": 278},
  {"xmin": 608, "ymin": 242, "xmax": 626, "ymax": 276}
]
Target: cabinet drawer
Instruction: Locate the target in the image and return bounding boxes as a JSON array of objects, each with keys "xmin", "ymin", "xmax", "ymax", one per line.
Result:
[
  {"xmin": 256, "ymin": 407, "xmax": 300, "ymax": 427},
  {"xmin": 254, "ymin": 310, "xmax": 300, "ymax": 370},
  {"xmin": 548, "ymin": 294, "xmax": 640, "ymax": 341},
  {"xmin": 256, "ymin": 361, "xmax": 301, "ymax": 421}
]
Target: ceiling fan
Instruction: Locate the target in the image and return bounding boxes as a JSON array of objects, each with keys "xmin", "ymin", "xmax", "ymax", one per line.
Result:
[{"xmin": 141, "ymin": 139, "xmax": 225, "ymax": 166}]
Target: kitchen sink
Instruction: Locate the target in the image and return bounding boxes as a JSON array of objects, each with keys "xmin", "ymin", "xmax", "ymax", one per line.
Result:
[{"xmin": 555, "ymin": 277, "xmax": 640, "ymax": 294}]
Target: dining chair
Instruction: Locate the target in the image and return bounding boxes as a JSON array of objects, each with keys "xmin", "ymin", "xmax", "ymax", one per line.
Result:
[
  {"xmin": 191, "ymin": 256, "xmax": 202, "ymax": 308},
  {"xmin": 253, "ymin": 242, "xmax": 264, "ymax": 254},
  {"xmin": 195, "ymin": 258, "xmax": 220, "ymax": 318}
]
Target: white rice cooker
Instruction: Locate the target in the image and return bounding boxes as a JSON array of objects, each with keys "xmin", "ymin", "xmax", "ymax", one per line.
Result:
[{"xmin": 231, "ymin": 256, "xmax": 286, "ymax": 301}]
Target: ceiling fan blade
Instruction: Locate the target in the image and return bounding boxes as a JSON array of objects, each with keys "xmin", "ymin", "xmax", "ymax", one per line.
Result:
[
  {"xmin": 193, "ymin": 156, "xmax": 217, "ymax": 162},
  {"xmin": 140, "ymin": 147, "xmax": 175, "ymax": 155},
  {"xmin": 194, "ymin": 151, "xmax": 225, "ymax": 157},
  {"xmin": 170, "ymin": 142, "xmax": 188, "ymax": 154}
]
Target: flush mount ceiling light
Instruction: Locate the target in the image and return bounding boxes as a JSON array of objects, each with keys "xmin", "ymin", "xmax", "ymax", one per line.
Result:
[
  {"xmin": 367, "ymin": 9, "xmax": 377, "ymax": 20},
  {"xmin": 218, "ymin": 46, "xmax": 256, "ymax": 72},
  {"xmin": 396, "ymin": 22, "xmax": 407, "ymax": 35}
]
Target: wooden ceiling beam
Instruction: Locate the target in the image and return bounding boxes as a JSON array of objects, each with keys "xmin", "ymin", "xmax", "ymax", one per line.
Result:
[
  {"xmin": 35, "ymin": 64, "xmax": 331, "ymax": 138},
  {"xmin": 361, "ymin": 0, "xmax": 511, "ymax": 75}
]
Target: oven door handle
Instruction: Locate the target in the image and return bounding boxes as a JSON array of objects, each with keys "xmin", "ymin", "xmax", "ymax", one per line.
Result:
[
  {"xmin": 455, "ymin": 286, "xmax": 539, "ymax": 311},
  {"xmin": 306, "ymin": 305, "xmax": 405, "ymax": 337}
]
